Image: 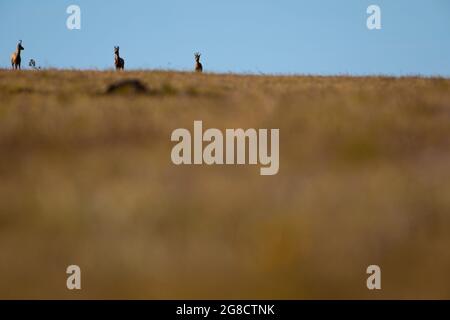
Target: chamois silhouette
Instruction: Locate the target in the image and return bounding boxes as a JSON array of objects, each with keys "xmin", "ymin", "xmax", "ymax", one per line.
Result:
[
  {"xmin": 194, "ymin": 52, "xmax": 203, "ymax": 72},
  {"xmin": 11, "ymin": 40, "xmax": 24, "ymax": 70},
  {"xmin": 114, "ymin": 46, "xmax": 125, "ymax": 70}
]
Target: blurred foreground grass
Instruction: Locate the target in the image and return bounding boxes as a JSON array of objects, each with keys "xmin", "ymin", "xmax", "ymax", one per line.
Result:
[{"xmin": 0, "ymin": 70, "xmax": 449, "ymax": 299}]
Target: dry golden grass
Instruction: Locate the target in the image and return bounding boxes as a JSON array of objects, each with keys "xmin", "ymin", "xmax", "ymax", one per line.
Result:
[{"xmin": 0, "ymin": 70, "xmax": 449, "ymax": 299}]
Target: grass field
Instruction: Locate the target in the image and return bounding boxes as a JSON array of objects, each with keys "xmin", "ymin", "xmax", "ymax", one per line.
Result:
[{"xmin": 0, "ymin": 70, "xmax": 449, "ymax": 299}]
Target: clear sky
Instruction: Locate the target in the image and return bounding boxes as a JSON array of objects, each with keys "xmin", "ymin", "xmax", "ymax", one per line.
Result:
[{"xmin": 0, "ymin": 0, "xmax": 449, "ymax": 76}]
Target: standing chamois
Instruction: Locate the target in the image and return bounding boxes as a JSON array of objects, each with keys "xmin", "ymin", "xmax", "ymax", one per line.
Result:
[
  {"xmin": 194, "ymin": 52, "xmax": 203, "ymax": 72},
  {"xmin": 11, "ymin": 40, "xmax": 25, "ymax": 70},
  {"xmin": 114, "ymin": 46, "xmax": 125, "ymax": 70}
]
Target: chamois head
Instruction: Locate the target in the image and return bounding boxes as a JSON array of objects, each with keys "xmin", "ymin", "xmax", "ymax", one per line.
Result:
[
  {"xmin": 17, "ymin": 40, "xmax": 24, "ymax": 51},
  {"xmin": 194, "ymin": 52, "xmax": 201, "ymax": 62},
  {"xmin": 114, "ymin": 46, "xmax": 120, "ymax": 55}
]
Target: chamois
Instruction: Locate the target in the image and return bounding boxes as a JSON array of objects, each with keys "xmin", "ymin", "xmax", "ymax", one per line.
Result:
[
  {"xmin": 194, "ymin": 52, "xmax": 203, "ymax": 72},
  {"xmin": 11, "ymin": 40, "xmax": 24, "ymax": 70},
  {"xmin": 114, "ymin": 46, "xmax": 125, "ymax": 70}
]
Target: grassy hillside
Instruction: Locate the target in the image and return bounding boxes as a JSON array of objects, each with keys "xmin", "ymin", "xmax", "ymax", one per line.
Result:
[{"xmin": 0, "ymin": 70, "xmax": 449, "ymax": 299}]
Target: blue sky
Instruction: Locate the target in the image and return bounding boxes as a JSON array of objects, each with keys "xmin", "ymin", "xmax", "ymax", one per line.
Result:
[{"xmin": 0, "ymin": 0, "xmax": 449, "ymax": 75}]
